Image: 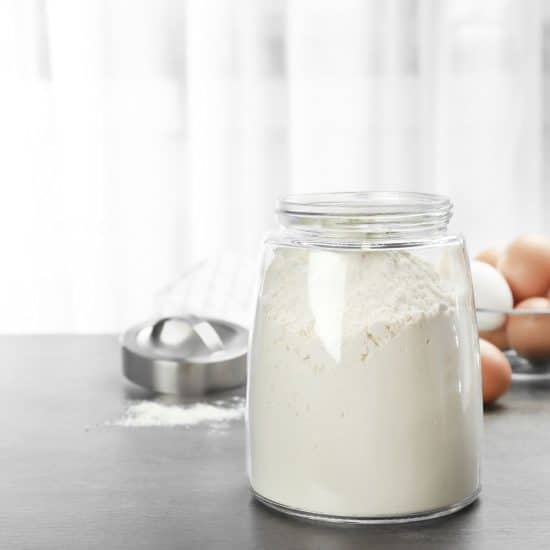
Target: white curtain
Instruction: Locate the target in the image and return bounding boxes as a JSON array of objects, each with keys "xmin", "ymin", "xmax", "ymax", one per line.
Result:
[{"xmin": 0, "ymin": 0, "xmax": 547, "ymax": 332}]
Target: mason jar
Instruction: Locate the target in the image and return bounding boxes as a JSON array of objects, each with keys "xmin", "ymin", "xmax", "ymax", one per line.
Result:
[{"xmin": 246, "ymin": 191, "xmax": 483, "ymax": 523}]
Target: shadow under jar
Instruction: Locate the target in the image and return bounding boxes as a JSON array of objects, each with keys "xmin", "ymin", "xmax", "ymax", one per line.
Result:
[{"xmin": 246, "ymin": 192, "xmax": 483, "ymax": 524}]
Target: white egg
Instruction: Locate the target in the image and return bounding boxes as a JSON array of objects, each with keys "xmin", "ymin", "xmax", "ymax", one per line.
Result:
[{"xmin": 470, "ymin": 260, "xmax": 513, "ymax": 331}]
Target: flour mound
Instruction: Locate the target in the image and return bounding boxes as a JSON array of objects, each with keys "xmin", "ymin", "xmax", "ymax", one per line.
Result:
[{"xmin": 261, "ymin": 248, "xmax": 454, "ymax": 355}]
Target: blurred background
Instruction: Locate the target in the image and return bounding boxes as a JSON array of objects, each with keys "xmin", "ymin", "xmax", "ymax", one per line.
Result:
[{"xmin": 0, "ymin": 0, "xmax": 548, "ymax": 333}]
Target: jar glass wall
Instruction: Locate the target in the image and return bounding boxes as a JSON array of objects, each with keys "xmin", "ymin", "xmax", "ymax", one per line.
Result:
[{"xmin": 246, "ymin": 192, "xmax": 483, "ymax": 523}]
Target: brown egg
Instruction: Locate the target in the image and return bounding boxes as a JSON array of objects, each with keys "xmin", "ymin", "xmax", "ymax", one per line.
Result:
[
  {"xmin": 479, "ymin": 326, "xmax": 509, "ymax": 350},
  {"xmin": 475, "ymin": 246, "xmax": 500, "ymax": 268},
  {"xmin": 498, "ymin": 234, "xmax": 550, "ymax": 302},
  {"xmin": 480, "ymin": 338, "xmax": 512, "ymax": 404},
  {"xmin": 506, "ymin": 297, "xmax": 550, "ymax": 361}
]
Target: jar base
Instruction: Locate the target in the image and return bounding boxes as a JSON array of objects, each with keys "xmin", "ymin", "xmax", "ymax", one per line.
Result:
[{"xmin": 252, "ymin": 487, "xmax": 481, "ymax": 525}]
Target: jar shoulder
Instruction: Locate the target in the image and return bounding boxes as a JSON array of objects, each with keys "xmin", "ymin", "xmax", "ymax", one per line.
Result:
[{"xmin": 263, "ymin": 229, "xmax": 466, "ymax": 251}]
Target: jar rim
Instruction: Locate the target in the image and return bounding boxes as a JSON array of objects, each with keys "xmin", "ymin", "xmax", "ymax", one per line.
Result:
[
  {"xmin": 276, "ymin": 191, "xmax": 453, "ymax": 238},
  {"xmin": 278, "ymin": 191, "xmax": 451, "ymax": 217}
]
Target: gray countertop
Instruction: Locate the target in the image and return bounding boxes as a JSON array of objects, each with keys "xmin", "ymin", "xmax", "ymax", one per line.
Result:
[{"xmin": 2, "ymin": 335, "xmax": 550, "ymax": 549}]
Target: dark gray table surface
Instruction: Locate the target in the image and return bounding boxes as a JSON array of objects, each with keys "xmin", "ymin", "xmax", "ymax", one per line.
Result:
[{"xmin": 3, "ymin": 335, "xmax": 550, "ymax": 550}]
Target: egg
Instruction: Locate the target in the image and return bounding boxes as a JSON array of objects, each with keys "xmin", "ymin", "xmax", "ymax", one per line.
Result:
[
  {"xmin": 479, "ymin": 338, "xmax": 512, "ymax": 404},
  {"xmin": 506, "ymin": 297, "xmax": 550, "ymax": 361},
  {"xmin": 479, "ymin": 326, "xmax": 509, "ymax": 350},
  {"xmin": 471, "ymin": 261, "xmax": 513, "ymax": 331},
  {"xmin": 475, "ymin": 246, "xmax": 500, "ymax": 268},
  {"xmin": 498, "ymin": 234, "xmax": 550, "ymax": 302}
]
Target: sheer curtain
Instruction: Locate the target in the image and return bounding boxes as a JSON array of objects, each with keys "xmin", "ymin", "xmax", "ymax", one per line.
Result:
[{"xmin": 0, "ymin": 0, "xmax": 546, "ymax": 332}]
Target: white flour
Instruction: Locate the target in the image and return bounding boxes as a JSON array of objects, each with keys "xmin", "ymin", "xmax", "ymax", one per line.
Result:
[
  {"xmin": 247, "ymin": 248, "xmax": 482, "ymax": 518},
  {"xmin": 114, "ymin": 397, "xmax": 245, "ymax": 427}
]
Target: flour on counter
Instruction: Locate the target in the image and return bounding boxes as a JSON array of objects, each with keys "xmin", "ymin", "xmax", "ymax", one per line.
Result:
[{"xmin": 113, "ymin": 397, "xmax": 245, "ymax": 427}]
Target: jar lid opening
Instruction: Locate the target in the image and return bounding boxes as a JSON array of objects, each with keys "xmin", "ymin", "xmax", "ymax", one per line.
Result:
[{"xmin": 277, "ymin": 191, "xmax": 453, "ymax": 237}]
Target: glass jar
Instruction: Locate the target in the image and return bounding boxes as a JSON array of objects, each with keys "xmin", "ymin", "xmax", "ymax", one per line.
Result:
[{"xmin": 246, "ymin": 192, "xmax": 483, "ymax": 524}]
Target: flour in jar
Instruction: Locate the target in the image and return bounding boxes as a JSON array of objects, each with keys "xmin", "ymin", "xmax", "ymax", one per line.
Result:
[{"xmin": 247, "ymin": 247, "xmax": 482, "ymax": 518}]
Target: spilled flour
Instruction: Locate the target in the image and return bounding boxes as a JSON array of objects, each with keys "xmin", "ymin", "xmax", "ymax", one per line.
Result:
[{"xmin": 113, "ymin": 397, "xmax": 245, "ymax": 427}]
